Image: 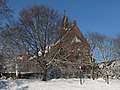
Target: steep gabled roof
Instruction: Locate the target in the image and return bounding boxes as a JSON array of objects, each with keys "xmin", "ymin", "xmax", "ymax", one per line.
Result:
[
  {"xmin": 61, "ymin": 20, "xmax": 90, "ymax": 49},
  {"xmin": 47, "ymin": 16, "xmax": 92, "ymax": 69}
]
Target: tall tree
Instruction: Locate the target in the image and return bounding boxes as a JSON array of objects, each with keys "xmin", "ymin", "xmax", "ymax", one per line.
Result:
[
  {"xmin": 17, "ymin": 5, "xmax": 61, "ymax": 81},
  {"xmin": 0, "ymin": 0, "xmax": 13, "ymax": 75},
  {"xmin": 86, "ymin": 32, "xmax": 116, "ymax": 82},
  {"xmin": 86, "ymin": 32, "xmax": 99, "ymax": 80}
]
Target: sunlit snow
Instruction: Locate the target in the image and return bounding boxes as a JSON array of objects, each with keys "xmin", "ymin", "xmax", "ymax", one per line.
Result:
[{"xmin": 0, "ymin": 78, "xmax": 120, "ymax": 90}]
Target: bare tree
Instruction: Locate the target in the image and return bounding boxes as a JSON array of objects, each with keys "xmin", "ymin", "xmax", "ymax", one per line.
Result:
[
  {"xmin": 86, "ymin": 32, "xmax": 116, "ymax": 83},
  {"xmin": 92, "ymin": 33, "xmax": 114, "ymax": 84},
  {"xmin": 86, "ymin": 32, "xmax": 100, "ymax": 80},
  {"xmin": 0, "ymin": 0, "xmax": 13, "ymax": 74},
  {"xmin": 17, "ymin": 5, "xmax": 62, "ymax": 81}
]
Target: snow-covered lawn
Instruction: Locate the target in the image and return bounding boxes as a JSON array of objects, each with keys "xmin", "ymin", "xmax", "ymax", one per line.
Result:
[{"xmin": 0, "ymin": 78, "xmax": 120, "ymax": 90}]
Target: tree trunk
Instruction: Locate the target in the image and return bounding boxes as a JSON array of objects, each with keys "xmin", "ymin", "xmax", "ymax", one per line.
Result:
[
  {"xmin": 42, "ymin": 61, "xmax": 47, "ymax": 81},
  {"xmin": 42, "ymin": 70, "xmax": 47, "ymax": 81},
  {"xmin": 92, "ymin": 63, "xmax": 95, "ymax": 80}
]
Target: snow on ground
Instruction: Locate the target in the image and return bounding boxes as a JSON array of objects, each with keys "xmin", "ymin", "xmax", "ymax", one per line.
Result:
[{"xmin": 0, "ymin": 78, "xmax": 120, "ymax": 90}]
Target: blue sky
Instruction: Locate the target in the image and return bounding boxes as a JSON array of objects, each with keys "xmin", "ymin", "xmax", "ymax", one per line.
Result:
[{"xmin": 9, "ymin": 0, "xmax": 120, "ymax": 37}]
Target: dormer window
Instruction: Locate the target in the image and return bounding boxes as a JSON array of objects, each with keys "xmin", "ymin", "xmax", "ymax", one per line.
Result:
[{"xmin": 72, "ymin": 36, "xmax": 82, "ymax": 43}]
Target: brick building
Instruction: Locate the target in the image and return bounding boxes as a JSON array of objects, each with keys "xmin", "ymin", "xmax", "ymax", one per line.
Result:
[{"xmin": 47, "ymin": 15, "xmax": 92, "ymax": 78}]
